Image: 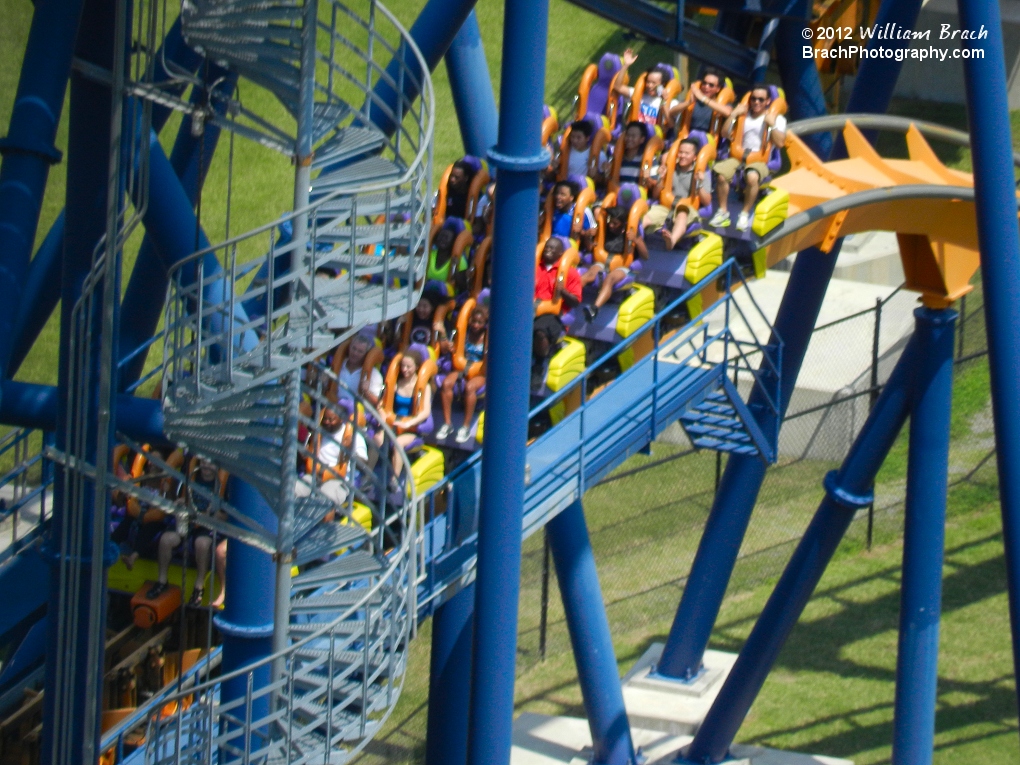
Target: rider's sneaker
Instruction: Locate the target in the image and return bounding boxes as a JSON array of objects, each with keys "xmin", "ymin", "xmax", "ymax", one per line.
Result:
[
  {"xmin": 435, "ymin": 423, "xmax": 452, "ymax": 440},
  {"xmin": 709, "ymin": 209, "xmax": 731, "ymax": 228},
  {"xmin": 736, "ymin": 211, "xmax": 751, "ymax": 232}
]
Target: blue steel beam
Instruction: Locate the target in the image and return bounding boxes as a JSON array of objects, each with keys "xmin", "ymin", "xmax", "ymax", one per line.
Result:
[
  {"xmin": 0, "ymin": 0, "xmax": 85, "ymax": 377},
  {"xmin": 426, "ymin": 582, "xmax": 475, "ymax": 765},
  {"xmin": 955, "ymin": 0, "xmax": 1020, "ymax": 719},
  {"xmin": 656, "ymin": 0, "xmax": 921, "ymax": 680},
  {"xmin": 684, "ymin": 328, "xmax": 918, "ymax": 762},
  {"xmin": 0, "ymin": 380, "xmax": 167, "ymax": 444},
  {"xmin": 367, "ymin": 0, "xmax": 480, "ymax": 135},
  {"xmin": 40, "ymin": 0, "xmax": 118, "ymax": 755},
  {"xmin": 892, "ymin": 307, "xmax": 956, "ymax": 765},
  {"xmin": 465, "ymin": 0, "xmax": 549, "ymax": 760},
  {"xmin": 547, "ymin": 500, "xmax": 635, "ymax": 765},
  {"xmin": 444, "ymin": 10, "xmax": 498, "ymax": 158},
  {"xmin": 4, "ymin": 18, "xmax": 204, "ymax": 380}
]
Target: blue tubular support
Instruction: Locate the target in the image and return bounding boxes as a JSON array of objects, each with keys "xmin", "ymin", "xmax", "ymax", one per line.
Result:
[
  {"xmin": 444, "ymin": 10, "xmax": 499, "ymax": 157},
  {"xmin": 547, "ymin": 501, "xmax": 635, "ymax": 765},
  {"xmin": 684, "ymin": 330, "xmax": 920, "ymax": 764},
  {"xmin": 956, "ymin": 0, "xmax": 1020, "ymax": 716},
  {"xmin": 774, "ymin": 19, "xmax": 831, "ymax": 157},
  {"xmin": 119, "ymin": 68, "xmax": 237, "ymax": 388},
  {"xmin": 656, "ymin": 3, "xmax": 916, "ymax": 680},
  {"xmin": 465, "ymin": 0, "xmax": 549, "ymax": 761},
  {"xmin": 215, "ymin": 478, "xmax": 275, "ymax": 723},
  {"xmin": 5, "ymin": 20, "xmax": 204, "ymax": 381},
  {"xmin": 7, "ymin": 212, "xmax": 63, "ymax": 378},
  {"xmin": 367, "ymin": 0, "xmax": 479, "ymax": 135},
  {"xmin": 0, "ymin": 0, "xmax": 84, "ymax": 377},
  {"xmin": 40, "ymin": 0, "xmax": 116, "ymax": 756},
  {"xmin": 892, "ymin": 307, "xmax": 956, "ymax": 765},
  {"xmin": 0, "ymin": 380, "xmax": 167, "ymax": 445},
  {"xmin": 426, "ymin": 583, "xmax": 476, "ymax": 765}
]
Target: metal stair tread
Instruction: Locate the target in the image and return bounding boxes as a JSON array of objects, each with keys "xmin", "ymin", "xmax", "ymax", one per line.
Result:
[
  {"xmin": 311, "ymin": 156, "xmax": 403, "ymax": 192},
  {"xmin": 293, "ymin": 521, "xmax": 371, "ymax": 567},
  {"xmin": 289, "ymin": 585, "xmax": 392, "ymax": 613},
  {"xmin": 693, "ymin": 436, "xmax": 759, "ymax": 455},
  {"xmin": 680, "ymin": 411, "xmax": 742, "ymax": 430},
  {"xmin": 683, "ymin": 423, "xmax": 752, "ymax": 443},
  {"xmin": 312, "ymin": 127, "xmax": 387, "ymax": 170},
  {"xmin": 292, "ymin": 551, "xmax": 385, "ymax": 586}
]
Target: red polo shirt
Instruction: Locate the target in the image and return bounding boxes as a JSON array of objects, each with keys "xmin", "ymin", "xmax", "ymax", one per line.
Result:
[{"xmin": 535, "ymin": 258, "xmax": 582, "ymax": 311}]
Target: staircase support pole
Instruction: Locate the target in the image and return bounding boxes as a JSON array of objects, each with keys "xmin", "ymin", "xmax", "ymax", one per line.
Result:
[
  {"xmin": 216, "ymin": 478, "xmax": 276, "ymax": 730},
  {"xmin": 272, "ymin": 371, "xmax": 301, "ymax": 682},
  {"xmin": 892, "ymin": 306, "xmax": 956, "ymax": 765},
  {"xmin": 465, "ymin": 0, "xmax": 549, "ymax": 760},
  {"xmin": 426, "ymin": 582, "xmax": 476, "ymax": 765},
  {"xmin": 444, "ymin": 10, "xmax": 498, "ymax": 158},
  {"xmin": 956, "ymin": 0, "xmax": 1020, "ymax": 719},
  {"xmin": 656, "ymin": 0, "xmax": 919, "ymax": 681},
  {"xmin": 547, "ymin": 500, "xmax": 636, "ymax": 765},
  {"xmin": 683, "ymin": 328, "xmax": 919, "ymax": 763}
]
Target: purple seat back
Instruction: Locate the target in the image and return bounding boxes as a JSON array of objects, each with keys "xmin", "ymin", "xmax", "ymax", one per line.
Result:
[
  {"xmin": 460, "ymin": 155, "xmax": 483, "ymax": 175},
  {"xmin": 585, "ymin": 53, "xmax": 622, "ymax": 121}
]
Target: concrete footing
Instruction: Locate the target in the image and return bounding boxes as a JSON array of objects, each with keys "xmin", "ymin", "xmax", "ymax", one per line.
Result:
[{"xmin": 510, "ymin": 643, "xmax": 853, "ymax": 765}]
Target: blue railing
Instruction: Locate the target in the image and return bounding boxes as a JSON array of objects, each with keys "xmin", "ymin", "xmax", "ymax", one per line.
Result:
[
  {"xmin": 0, "ymin": 427, "xmax": 54, "ymax": 566},
  {"xmin": 413, "ymin": 258, "xmax": 782, "ymax": 612}
]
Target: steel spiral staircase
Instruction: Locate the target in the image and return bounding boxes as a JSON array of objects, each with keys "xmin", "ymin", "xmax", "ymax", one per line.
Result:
[{"xmin": 138, "ymin": 0, "xmax": 434, "ymax": 762}]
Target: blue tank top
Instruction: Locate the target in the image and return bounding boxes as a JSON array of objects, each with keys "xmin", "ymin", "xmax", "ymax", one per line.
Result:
[
  {"xmin": 465, "ymin": 339, "xmax": 485, "ymax": 365},
  {"xmin": 394, "ymin": 391, "xmax": 413, "ymax": 417}
]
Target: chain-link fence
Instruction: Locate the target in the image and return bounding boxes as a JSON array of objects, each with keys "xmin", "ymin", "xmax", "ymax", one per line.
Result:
[{"xmin": 518, "ymin": 279, "xmax": 991, "ymax": 673}]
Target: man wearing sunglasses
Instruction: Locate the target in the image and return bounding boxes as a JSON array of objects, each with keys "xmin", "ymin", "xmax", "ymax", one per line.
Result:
[{"xmin": 710, "ymin": 85, "xmax": 787, "ymax": 232}]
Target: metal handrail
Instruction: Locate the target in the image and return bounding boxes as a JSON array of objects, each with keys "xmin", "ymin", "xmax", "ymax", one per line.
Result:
[{"xmin": 413, "ymin": 258, "xmax": 785, "ymax": 600}]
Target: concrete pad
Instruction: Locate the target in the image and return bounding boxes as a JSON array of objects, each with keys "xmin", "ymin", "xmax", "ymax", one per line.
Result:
[
  {"xmin": 833, "ymin": 232, "xmax": 904, "ymax": 287},
  {"xmin": 511, "ymin": 712, "xmax": 853, "ymax": 765},
  {"xmin": 621, "ymin": 643, "xmax": 737, "ymax": 736},
  {"xmin": 511, "ymin": 712, "xmax": 691, "ymax": 765}
]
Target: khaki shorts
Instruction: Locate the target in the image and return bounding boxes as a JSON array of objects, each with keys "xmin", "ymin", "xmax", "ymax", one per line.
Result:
[
  {"xmin": 714, "ymin": 158, "xmax": 770, "ymax": 184},
  {"xmin": 643, "ymin": 204, "xmax": 671, "ymax": 230},
  {"xmin": 644, "ymin": 202, "xmax": 701, "ymax": 232}
]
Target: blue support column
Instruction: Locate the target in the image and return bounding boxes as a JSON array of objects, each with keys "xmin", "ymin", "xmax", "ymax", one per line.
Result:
[
  {"xmin": 215, "ymin": 478, "xmax": 275, "ymax": 721},
  {"xmin": 465, "ymin": 0, "xmax": 549, "ymax": 761},
  {"xmin": 40, "ymin": 0, "xmax": 116, "ymax": 756},
  {"xmin": 426, "ymin": 583, "xmax": 475, "ymax": 765},
  {"xmin": 656, "ymin": 1, "xmax": 918, "ymax": 680},
  {"xmin": 367, "ymin": 0, "xmax": 480, "ymax": 135},
  {"xmin": 444, "ymin": 10, "xmax": 498, "ymax": 158},
  {"xmin": 892, "ymin": 307, "xmax": 956, "ymax": 765},
  {"xmin": 7, "ymin": 213, "xmax": 63, "ymax": 378},
  {"xmin": 547, "ymin": 500, "xmax": 635, "ymax": 765},
  {"xmin": 955, "ymin": 0, "xmax": 1020, "ymax": 717},
  {"xmin": 684, "ymin": 329, "xmax": 920, "ymax": 763},
  {"xmin": 0, "ymin": 0, "xmax": 84, "ymax": 377}
]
